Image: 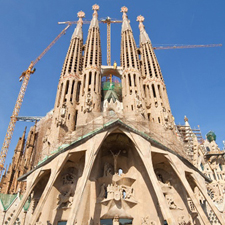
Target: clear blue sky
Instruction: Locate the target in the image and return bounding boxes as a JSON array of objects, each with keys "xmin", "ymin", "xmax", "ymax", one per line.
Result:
[{"xmin": 0, "ymin": 0, "xmax": 225, "ymax": 167}]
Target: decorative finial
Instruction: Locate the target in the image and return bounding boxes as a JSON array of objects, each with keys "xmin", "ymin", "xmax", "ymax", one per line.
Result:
[
  {"xmin": 77, "ymin": 11, "xmax": 85, "ymax": 19},
  {"xmin": 137, "ymin": 15, "xmax": 144, "ymax": 22},
  {"xmin": 184, "ymin": 116, "xmax": 188, "ymax": 122},
  {"xmin": 92, "ymin": 4, "xmax": 99, "ymax": 11},
  {"xmin": 121, "ymin": 6, "xmax": 128, "ymax": 20},
  {"xmin": 121, "ymin": 6, "xmax": 128, "ymax": 13},
  {"xmin": 137, "ymin": 15, "xmax": 145, "ymax": 30}
]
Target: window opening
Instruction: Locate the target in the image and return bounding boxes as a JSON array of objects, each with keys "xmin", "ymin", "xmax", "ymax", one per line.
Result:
[
  {"xmin": 70, "ymin": 80, "xmax": 75, "ymax": 102},
  {"xmin": 128, "ymin": 74, "xmax": 132, "ymax": 87},
  {"xmin": 152, "ymin": 84, "xmax": 156, "ymax": 98},
  {"xmin": 74, "ymin": 110, "xmax": 78, "ymax": 131},
  {"xmin": 76, "ymin": 81, "xmax": 81, "ymax": 102},
  {"xmin": 58, "ymin": 222, "xmax": 67, "ymax": 225}
]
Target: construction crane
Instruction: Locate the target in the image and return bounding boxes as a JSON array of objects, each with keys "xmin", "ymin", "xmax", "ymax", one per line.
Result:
[
  {"xmin": 99, "ymin": 17, "xmax": 122, "ymax": 66},
  {"xmin": 0, "ymin": 24, "xmax": 72, "ymax": 177},
  {"xmin": 16, "ymin": 116, "xmax": 43, "ymax": 123},
  {"xmin": 59, "ymin": 17, "xmax": 123, "ymax": 66},
  {"xmin": 153, "ymin": 44, "xmax": 222, "ymax": 50}
]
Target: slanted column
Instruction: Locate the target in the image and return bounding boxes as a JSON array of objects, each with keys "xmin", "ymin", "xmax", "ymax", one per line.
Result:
[
  {"xmin": 9, "ymin": 169, "xmax": 42, "ymax": 225},
  {"xmin": 165, "ymin": 154, "xmax": 211, "ymax": 224},
  {"xmin": 29, "ymin": 152, "xmax": 69, "ymax": 225},
  {"xmin": 130, "ymin": 135, "xmax": 177, "ymax": 224},
  {"xmin": 191, "ymin": 173, "xmax": 225, "ymax": 224},
  {"xmin": 67, "ymin": 132, "xmax": 108, "ymax": 225}
]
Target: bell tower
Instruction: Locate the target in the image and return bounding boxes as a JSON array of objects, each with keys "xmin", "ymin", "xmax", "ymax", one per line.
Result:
[
  {"xmin": 137, "ymin": 15, "xmax": 174, "ymax": 130},
  {"xmin": 50, "ymin": 11, "xmax": 84, "ymax": 143},
  {"xmin": 78, "ymin": 4, "xmax": 102, "ymax": 125},
  {"xmin": 120, "ymin": 7, "xmax": 146, "ymax": 117}
]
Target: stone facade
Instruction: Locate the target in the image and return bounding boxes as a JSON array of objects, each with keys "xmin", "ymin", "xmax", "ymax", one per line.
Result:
[{"xmin": 0, "ymin": 5, "xmax": 225, "ymax": 225}]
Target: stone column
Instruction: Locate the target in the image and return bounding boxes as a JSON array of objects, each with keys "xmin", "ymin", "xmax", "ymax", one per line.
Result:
[
  {"xmin": 113, "ymin": 216, "xmax": 119, "ymax": 225},
  {"xmin": 67, "ymin": 131, "xmax": 108, "ymax": 225},
  {"xmin": 191, "ymin": 173, "xmax": 225, "ymax": 224},
  {"xmin": 126, "ymin": 131, "xmax": 177, "ymax": 225},
  {"xmin": 165, "ymin": 154, "xmax": 211, "ymax": 224},
  {"xmin": 29, "ymin": 152, "xmax": 70, "ymax": 225},
  {"xmin": 9, "ymin": 168, "xmax": 42, "ymax": 225}
]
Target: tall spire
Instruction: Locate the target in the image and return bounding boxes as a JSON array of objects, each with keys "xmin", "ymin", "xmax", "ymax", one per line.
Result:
[
  {"xmin": 120, "ymin": 7, "xmax": 145, "ymax": 116},
  {"xmin": 60, "ymin": 11, "xmax": 84, "ymax": 78},
  {"xmin": 72, "ymin": 11, "xmax": 85, "ymax": 40},
  {"xmin": 50, "ymin": 11, "xmax": 84, "ymax": 144},
  {"xmin": 77, "ymin": 4, "xmax": 102, "ymax": 126},
  {"xmin": 138, "ymin": 15, "xmax": 173, "ymax": 129},
  {"xmin": 137, "ymin": 15, "xmax": 151, "ymax": 44},
  {"xmin": 121, "ymin": 6, "xmax": 132, "ymax": 32},
  {"xmin": 90, "ymin": 4, "xmax": 99, "ymax": 29}
]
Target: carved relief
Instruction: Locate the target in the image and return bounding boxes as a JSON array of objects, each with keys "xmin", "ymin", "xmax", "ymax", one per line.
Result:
[
  {"xmin": 57, "ymin": 167, "xmax": 77, "ymax": 209},
  {"xmin": 165, "ymin": 194, "xmax": 183, "ymax": 210},
  {"xmin": 163, "ymin": 107, "xmax": 173, "ymax": 130},
  {"xmin": 136, "ymin": 93, "xmax": 144, "ymax": 115},
  {"xmin": 178, "ymin": 216, "xmax": 191, "ymax": 225},
  {"xmin": 106, "ymin": 184, "xmax": 134, "ymax": 201},
  {"xmin": 141, "ymin": 216, "xmax": 156, "ymax": 225},
  {"xmin": 84, "ymin": 91, "xmax": 93, "ymax": 113},
  {"xmin": 103, "ymin": 162, "xmax": 113, "ymax": 177},
  {"xmin": 98, "ymin": 183, "xmax": 107, "ymax": 200},
  {"xmin": 62, "ymin": 167, "xmax": 77, "ymax": 185},
  {"xmin": 57, "ymin": 186, "xmax": 74, "ymax": 208},
  {"xmin": 157, "ymin": 174, "xmax": 183, "ymax": 210},
  {"xmin": 187, "ymin": 198, "xmax": 196, "ymax": 213},
  {"xmin": 57, "ymin": 103, "xmax": 67, "ymax": 126}
]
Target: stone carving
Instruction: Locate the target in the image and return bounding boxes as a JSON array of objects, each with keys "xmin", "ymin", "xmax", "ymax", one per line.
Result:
[
  {"xmin": 57, "ymin": 167, "xmax": 77, "ymax": 208},
  {"xmin": 110, "ymin": 150, "xmax": 121, "ymax": 174},
  {"xmin": 98, "ymin": 183, "xmax": 107, "ymax": 200},
  {"xmin": 178, "ymin": 216, "xmax": 191, "ymax": 225},
  {"xmin": 163, "ymin": 107, "xmax": 173, "ymax": 130},
  {"xmin": 165, "ymin": 194, "xmax": 182, "ymax": 210},
  {"xmin": 106, "ymin": 184, "xmax": 134, "ymax": 201},
  {"xmin": 141, "ymin": 216, "xmax": 150, "ymax": 225},
  {"xmin": 113, "ymin": 215, "xmax": 119, "ymax": 222},
  {"xmin": 187, "ymin": 198, "xmax": 196, "ymax": 212},
  {"xmin": 157, "ymin": 175, "xmax": 183, "ymax": 210},
  {"xmin": 62, "ymin": 167, "xmax": 77, "ymax": 185},
  {"xmin": 57, "ymin": 187, "xmax": 74, "ymax": 208},
  {"xmin": 84, "ymin": 91, "xmax": 93, "ymax": 113},
  {"xmin": 136, "ymin": 94, "xmax": 144, "ymax": 115},
  {"xmin": 35, "ymin": 222, "xmax": 43, "ymax": 225},
  {"xmin": 103, "ymin": 162, "xmax": 113, "ymax": 177},
  {"xmin": 57, "ymin": 103, "xmax": 67, "ymax": 126}
]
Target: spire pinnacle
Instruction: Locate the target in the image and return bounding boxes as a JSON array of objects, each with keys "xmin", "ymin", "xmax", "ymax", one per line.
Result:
[
  {"xmin": 121, "ymin": 6, "xmax": 132, "ymax": 32},
  {"xmin": 121, "ymin": 6, "xmax": 128, "ymax": 19},
  {"xmin": 77, "ymin": 10, "xmax": 85, "ymax": 21},
  {"xmin": 90, "ymin": 4, "xmax": 99, "ymax": 29},
  {"xmin": 137, "ymin": 15, "xmax": 151, "ymax": 44},
  {"xmin": 72, "ymin": 11, "xmax": 85, "ymax": 40}
]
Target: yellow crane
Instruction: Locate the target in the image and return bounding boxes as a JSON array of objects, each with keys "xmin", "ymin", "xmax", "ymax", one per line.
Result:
[{"xmin": 0, "ymin": 24, "xmax": 72, "ymax": 177}]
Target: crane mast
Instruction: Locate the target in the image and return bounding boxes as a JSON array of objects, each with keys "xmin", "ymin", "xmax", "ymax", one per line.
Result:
[{"xmin": 0, "ymin": 24, "xmax": 71, "ymax": 177}]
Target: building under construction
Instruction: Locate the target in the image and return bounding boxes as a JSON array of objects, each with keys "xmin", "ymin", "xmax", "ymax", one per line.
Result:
[{"xmin": 0, "ymin": 5, "xmax": 225, "ymax": 225}]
